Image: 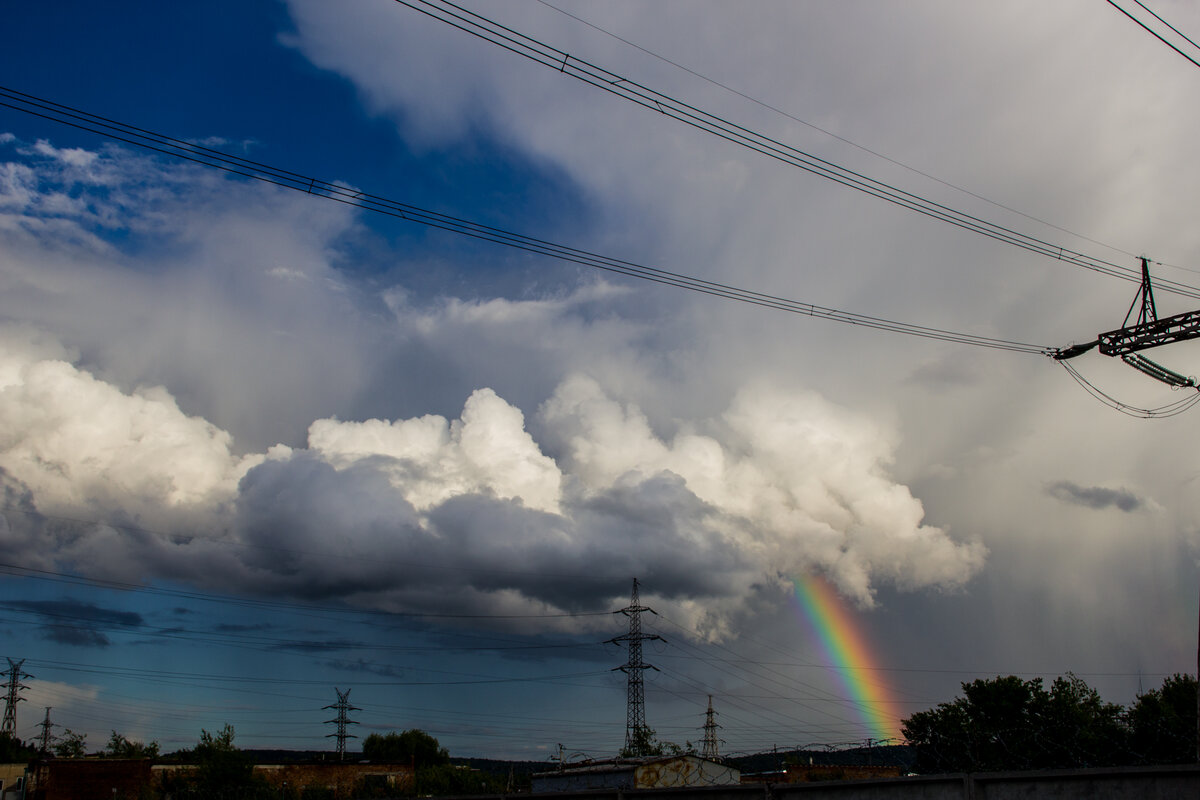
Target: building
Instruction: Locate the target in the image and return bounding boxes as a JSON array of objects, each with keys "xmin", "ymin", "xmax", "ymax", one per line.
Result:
[
  {"xmin": 29, "ymin": 759, "xmax": 153, "ymax": 800},
  {"xmin": 21, "ymin": 758, "xmax": 414, "ymax": 800},
  {"xmin": 0, "ymin": 764, "xmax": 29, "ymax": 800},
  {"xmin": 532, "ymin": 755, "xmax": 739, "ymax": 793}
]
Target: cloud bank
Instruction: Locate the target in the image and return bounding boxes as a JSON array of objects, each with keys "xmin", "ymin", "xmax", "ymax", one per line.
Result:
[{"xmin": 0, "ymin": 330, "xmax": 982, "ymax": 633}]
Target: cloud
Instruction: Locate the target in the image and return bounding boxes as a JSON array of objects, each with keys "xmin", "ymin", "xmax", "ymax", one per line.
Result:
[
  {"xmin": 23, "ymin": 678, "xmax": 101, "ymax": 710},
  {"xmin": 1046, "ymin": 481, "xmax": 1146, "ymax": 513},
  {"xmin": 326, "ymin": 658, "xmax": 408, "ymax": 678},
  {"xmin": 308, "ymin": 387, "xmax": 563, "ymax": 514},
  {"xmin": 0, "ymin": 326, "xmax": 983, "ymax": 635},
  {"xmin": 3, "ymin": 598, "xmax": 143, "ymax": 648}
]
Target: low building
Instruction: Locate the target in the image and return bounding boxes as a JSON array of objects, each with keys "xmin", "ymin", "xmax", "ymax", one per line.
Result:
[
  {"xmin": 532, "ymin": 755, "xmax": 740, "ymax": 792},
  {"xmin": 253, "ymin": 762, "xmax": 414, "ymax": 798},
  {"xmin": 25, "ymin": 758, "xmax": 413, "ymax": 800},
  {"xmin": 30, "ymin": 759, "xmax": 153, "ymax": 800},
  {"xmin": 0, "ymin": 764, "xmax": 29, "ymax": 800}
]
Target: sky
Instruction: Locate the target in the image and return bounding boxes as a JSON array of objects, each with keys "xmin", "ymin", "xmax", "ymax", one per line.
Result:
[{"xmin": 1, "ymin": 0, "xmax": 1199, "ymax": 762}]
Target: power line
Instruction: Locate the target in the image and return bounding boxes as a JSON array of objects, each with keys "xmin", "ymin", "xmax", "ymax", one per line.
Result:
[
  {"xmin": 1058, "ymin": 359, "xmax": 1200, "ymax": 418},
  {"xmin": 1107, "ymin": 0, "xmax": 1200, "ymax": 70},
  {"xmin": 390, "ymin": 0, "xmax": 1200, "ymax": 300},
  {"xmin": 0, "ymin": 558, "xmax": 612, "ymax": 622},
  {"xmin": 533, "ymin": 0, "xmax": 1145, "ymax": 268},
  {"xmin": 0, "ymin": 86, "xmax": 1056, "ymax": 355}
]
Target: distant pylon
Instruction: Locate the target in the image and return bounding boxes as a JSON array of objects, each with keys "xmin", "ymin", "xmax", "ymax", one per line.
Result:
[
  {"xmin": 323, "ymin": 687, "xmax": 359, "ymax": 761},
  {"xmin": 2, "ymin": 658, "xmax": 31, "ymax": 736},
  {"xmin": 610, "ymin": 578, "xmax": 663, "ymax": 756},
  {"xmin": 700, "ymin": 695, "xmax": 722, "ymax": 760},
  {"xmin": 37, "ymin": 707, "xmax": 56, "ymax": 755}
]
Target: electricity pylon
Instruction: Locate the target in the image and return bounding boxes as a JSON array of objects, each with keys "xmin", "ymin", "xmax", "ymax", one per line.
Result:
[
  {"xmin": 323, "ymin": 688, "xmax": 359, "ymax": 761},
  {"xmin": 2, "ymin": 658, "xmax": 31, "ymax": 736},
  {"xmin": 38, "ymin": 707, "xmax": 56, "ymax": 755},
  {"xmin": 610, "ymin": 578, "xmax": 663, "ymax": 756},
  {"xmin": 700, "ymin": 695, "xmax": 722, "ymax": 760},
  {"xmin": 1054, "ymin": 257, "xmax": 1200, "ymax": 387}
]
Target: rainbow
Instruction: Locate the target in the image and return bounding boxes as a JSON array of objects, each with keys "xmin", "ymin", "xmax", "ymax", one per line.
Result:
[{"xmin": 790, "ymin": 574, "xmax": 899, "ymax": 742}]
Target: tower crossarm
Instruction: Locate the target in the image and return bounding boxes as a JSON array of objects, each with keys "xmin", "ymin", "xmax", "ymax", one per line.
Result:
[{"xmin": 1097, "ymin": 308, "xmax": 1200, "ymax": 356}]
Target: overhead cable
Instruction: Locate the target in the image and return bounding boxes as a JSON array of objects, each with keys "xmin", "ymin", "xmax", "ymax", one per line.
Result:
[
  {"xmin": 534, "ymin": 0, "xmax": 1144, "ymax": 266},
  {"xmin": 0, "ymin": 559, "xmax": 612, "ymax": 621},
  {"xmin": 391, "ymin": 0, "xmax": 1200, "ymax": 300},
  {"xmin": 1107, "ymin": 0, "xmax": 1200, "ymax": 70},
  {"xmin": 1058, "ymin": 360, "xmax": 1200, "ymax": 418},
  {"xmin": 0, "ymin": 85, "xmax": 1053, "ymax": 355}
]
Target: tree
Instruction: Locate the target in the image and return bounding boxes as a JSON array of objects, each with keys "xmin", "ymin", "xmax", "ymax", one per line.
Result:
[
  {"xmin": 0, "ymin": 732, "xmax": 37, "ymax": 762},
  {"xmin": 1035, "ymin": 674, "xmax": 1125, "ymax": 768},
  {"xmin": 1127, "ymin": 673, "xmax": 1198, "ymax": 765},
  {"xmin": 103, "ymin": 730, "xmax": 159, "ymax": 759},
  {"xmin": 617, "ymin": 727, "xmax": 688, "ymax": 758},
  {"xmin": 53, "ymin": 729, "xmax": 87, "ymax": 758},
  {"xmin": 902, "ymin": 674, "xmax": 1125, "ymax": 773},
  {"xmin": 362, "ymin": 729, "xmax": 449, "ymax": 767},
  {"xmin": 414, "ymin": 764, "xmax": 500, "ymax": 796},
  {"xmin": 190, "ymin": 724, "xmax": 261, "ymax": 797}
]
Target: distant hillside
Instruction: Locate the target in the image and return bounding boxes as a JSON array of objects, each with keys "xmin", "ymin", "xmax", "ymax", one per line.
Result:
[
  {"xmin": 729, "ymin": 745, "xmax": 914, "ymax": 774},
  {"xmin": 164, "ymin": 747, "xmax": 911, "ymax": 777}
]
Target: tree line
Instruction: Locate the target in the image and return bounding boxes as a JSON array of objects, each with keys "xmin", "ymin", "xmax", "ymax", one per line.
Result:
[
  {"xmin": 0, "ymin": 725, "xmax": 511, "ymax": 798},
  {"xmin": 901, "ymin": 672, "xmax": 1197, "ymax": 773}
]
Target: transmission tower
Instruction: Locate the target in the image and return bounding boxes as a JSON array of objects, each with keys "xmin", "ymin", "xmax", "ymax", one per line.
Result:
[
  {"xmin": 700, "ymin": 695, "xmax": 722, "ymax": 760},
  {"xmin": 610, "ymin": 578, "xmax": 663, "ymax": 756},
  {"xmin": 323, "ymin": 688, "xmax": 359, "ymax": 761},
  {"xmin": 37, "ymin": 707, "xmax": 56, "ymax": 755},
  {"xmin": 1055, "ymin": 257, "xmax": 1200, "ymax": 385},
  {"xmin": 2, "ymin": 658, "xmax": 31, "ymax": 736}
]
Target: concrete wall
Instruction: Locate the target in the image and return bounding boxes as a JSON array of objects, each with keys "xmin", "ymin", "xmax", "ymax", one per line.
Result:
[
  {"xmin": 534, "ymin": 758, "xmax": 739, "ymax": 793},
  {"xmin": 254, "ymin": 762, "xmax": 414, "ymax": 798},
  {"xmin": 31, "ymin": 759, "xmax": 153, "ymax": 800},
  {"xmin": 515, "ymin": 764, "xmax": 1200, "ymax": 800},
  {"xmin": 634, "ymin": 758, "xmax": 739, "ymax": 789}
]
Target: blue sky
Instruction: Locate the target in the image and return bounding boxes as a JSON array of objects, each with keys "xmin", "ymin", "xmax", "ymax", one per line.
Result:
[{"xmin": 2, "ymin": 0, "xmax": 1200, "ymax": 760}]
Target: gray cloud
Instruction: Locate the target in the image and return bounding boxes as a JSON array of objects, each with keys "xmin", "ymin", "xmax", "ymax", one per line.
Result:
[
  {"xmin": 1047, "ymin": 481, "xmax": 1146, "ymax": 513},
  {"xmin": 4, "ymin": 599, "xmax": 143, "ymax": 648}
]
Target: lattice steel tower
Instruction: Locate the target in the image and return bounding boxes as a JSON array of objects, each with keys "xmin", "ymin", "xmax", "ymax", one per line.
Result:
[
  {"xmin": 38, "ymin": 707, "xmax": 56, "ymax": 755},
  {"xmin": 323, "ymin": 687, "xmax": 359, "ymax": 761},
  {"xmin": 611, "ymin": 578, "xmax": 663, "ymax": 756},
  {"xmin": 700, "ymin": 695, "xmax": 721, "ymax": 760},
  {"xmin": 2, "ymin": 658, "xmax": 31, "ymax": 736}
]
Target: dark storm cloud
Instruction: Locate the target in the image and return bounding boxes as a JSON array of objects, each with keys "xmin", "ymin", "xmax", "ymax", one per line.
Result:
[
  {"xmin": 6, "ymin": 599, "xmax": 143, "ymax": 627},
  {"xmin": 1046, "ymin": 481, "xmax": 1145, "ymax": 513},
  {"xmin": 230, "ymin": 445, "xmax": 720, "ymax": 615},
  {"xmin": 43, "ymin": 625, "xmax": 112, "ymax": 648},
  {"xmin": 4, "ymin": 599, "xmax": 143, "ymax": 648}
]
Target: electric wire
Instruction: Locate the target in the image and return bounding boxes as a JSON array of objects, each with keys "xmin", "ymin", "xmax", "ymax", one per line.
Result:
[
  {"xmin": 0, "ymin": 85, "xmax": 1055, "ymax": 356},
  {"xmin": 1107, "ymin": 0, "xmax": 1200, "ymax": 70},
  {"xmin": 390, "ymin": 0, "xmax": 1200, "ymax": 300},
  {"xmin": 0, "ymin": 558, "xmax": 613, "ymax": 622},
  {"xmin": 0, "ymin": 603, "xmax": 601, "ymax": 657},
  {"xmin": 1058, "ymin": 360, "xmax": 1200, "ymax": 418},
  {"xmin": 533, "ymin": 0, "xmax": 1147, "ymax": 268},
  {"xmin": 651, "ymin": 616, "xmax": 895, "ymax": 733},
  {"xmin": 1131, "ymin": 0, "xmax": 1200, "ymax": 52}
]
